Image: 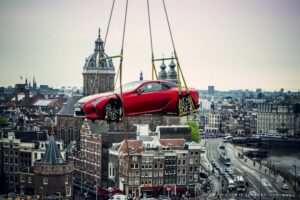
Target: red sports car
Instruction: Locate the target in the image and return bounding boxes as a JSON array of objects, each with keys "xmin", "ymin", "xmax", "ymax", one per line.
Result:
[{"xmin": 74, "ymin": 80, "xmax": 199, "ymax": 122}]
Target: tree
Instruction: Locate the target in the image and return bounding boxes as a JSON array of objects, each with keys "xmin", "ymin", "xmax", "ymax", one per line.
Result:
[
  {"xmin": 0, "ymin": 116, "xmax": 8, "ymax": 127},
  {"xmin": 185, "ymin": 120, "xmax": 201, "ymax": 143}
]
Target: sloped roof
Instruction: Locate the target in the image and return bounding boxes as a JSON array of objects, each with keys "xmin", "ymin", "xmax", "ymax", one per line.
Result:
[
  {"xmin": 159, "ymin": 138, "xmax": 185, "ymax": 147},
  {"xmin": 33, "ymin": 99, "xmax": 57, "ymax": 107},
  {"xmin": 119, "ymin": 140, "xmax": 143, "ymax": 153},
  {"xmin": 41, "ymin": 135, "xmax": 65, "ymax": 164},
  {"xmin": 57, "ymin": 96, "xmax": 83, "ymax": 116}
]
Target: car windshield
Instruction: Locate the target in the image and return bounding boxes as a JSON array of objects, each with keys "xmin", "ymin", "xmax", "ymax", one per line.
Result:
[{"xmin": 114, "ymin": 81, "xmax": 142, "ymax": 94}]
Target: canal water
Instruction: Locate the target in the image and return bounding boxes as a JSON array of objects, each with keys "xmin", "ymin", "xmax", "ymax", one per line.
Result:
[{"xmin": 260, "ymin": 146, "xmax": 300, "ymax": 176}]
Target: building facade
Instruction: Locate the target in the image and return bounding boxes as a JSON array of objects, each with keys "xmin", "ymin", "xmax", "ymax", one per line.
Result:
[
  {"xmin": 257, "ymin": 103, "xmax": 295, "ymax": 134},
  {"xmin": 204, "ymin": 112, "xmax": 221, "ymax": 133},
  {"xmin": 69, "ymin": 120, "xmax": 102, "ymax": 190},
  {"xmin": 108, "ymin": 137, "xmax": 201, "ymax": 199}
]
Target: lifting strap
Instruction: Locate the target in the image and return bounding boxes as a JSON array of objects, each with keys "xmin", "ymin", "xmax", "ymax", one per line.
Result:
[
  {"xmin": 90, "ymin": 0, "xmax": 115, "ymax": 95},
  {"xmin": 162, "ymin": 0, "xmax": 196, "ymax": 116},
  {"xmin": 147, "ymin": 0, "xmax": 158, "ymax": 80},
  {"xmin": 118, "ymin": 0, "xmax": 131, "ymax": 192}
]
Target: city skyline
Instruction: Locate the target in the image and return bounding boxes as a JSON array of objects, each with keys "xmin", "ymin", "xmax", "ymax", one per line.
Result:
[{"xmin": 0, "ymin": 0, "xmax": 299, "ymax": 91}]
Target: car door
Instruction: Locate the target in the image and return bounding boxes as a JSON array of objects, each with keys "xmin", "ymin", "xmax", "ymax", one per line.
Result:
[{"xmin": 124, "ymin": 82, "xmax": 169, "ymax": 115}]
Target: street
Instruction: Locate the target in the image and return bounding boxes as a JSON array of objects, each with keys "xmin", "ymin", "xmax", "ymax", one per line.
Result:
[{"xmin": 203, "ymin": 138, "xmax": 297, "ymax": 200}]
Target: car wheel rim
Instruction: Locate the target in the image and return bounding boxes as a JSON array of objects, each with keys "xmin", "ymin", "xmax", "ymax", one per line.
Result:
[
  {"xmin": 105, "ymin": 102, "xmax": 121, "ymax": 121},
  {"xmin": 182, "ymin": 97, "xmax": 190, "ymax": 114}
]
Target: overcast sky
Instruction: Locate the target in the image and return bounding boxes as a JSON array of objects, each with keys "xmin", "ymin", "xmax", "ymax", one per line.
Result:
[{"xmin": 0, "ymin": 0, "xmax": 299, "ymax": 91}]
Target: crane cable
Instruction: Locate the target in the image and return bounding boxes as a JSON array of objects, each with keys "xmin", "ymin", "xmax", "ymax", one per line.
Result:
[
  {"xmin": 90, "ymin": 0, "xmax": 116, "ymax": 95},
  {"xmin": 146, "ymin": 0, "xmax": 158, "ymax": 80},
  {"xmin": 117, "ymin": 0, "xmax": 132, "ymax": 193},
  {"xmin": 161, "ymin": 0, "xmax": 196, "ymax": 116}
]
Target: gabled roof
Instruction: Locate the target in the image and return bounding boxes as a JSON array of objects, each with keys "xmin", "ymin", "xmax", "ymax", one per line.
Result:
[
  {"xmin": 119, "ymin": 140, "xmax": 143, "ymax": 153},
  {"xmin": 41, "ymin": 135, "xmax": 65, "ymax": 164}
]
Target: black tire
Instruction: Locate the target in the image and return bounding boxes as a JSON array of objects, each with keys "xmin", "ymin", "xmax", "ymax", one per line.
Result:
[{"xmin": 104, "ymin": 99, "xmax": 122, "ymax": 122}]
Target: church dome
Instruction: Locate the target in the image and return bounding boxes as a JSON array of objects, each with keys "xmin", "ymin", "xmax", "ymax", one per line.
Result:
[
  {"xmin": 83, "ymin": 29, "xmax": 114, "ymax": 72},
  {"xmin": 158, "ymin": 60, "xmax": 167, "ymax": 80},
  {"xmin": 167, "ymin": 59, "xmax": 177, "ymax": 82}
]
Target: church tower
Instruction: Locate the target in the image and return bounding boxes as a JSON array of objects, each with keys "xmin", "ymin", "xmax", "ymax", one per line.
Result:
[{"xmin": 82, "ymin": 29, "xmax": 115, "ymax": 96}]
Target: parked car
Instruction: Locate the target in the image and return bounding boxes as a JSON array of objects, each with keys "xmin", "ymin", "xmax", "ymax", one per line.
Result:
[
  {"xmin": 249, "ymin": 190, "xmax": 258, "ymax": 197},
  {"xmin": 211, "ymin": 160, "xmax": 217, "ymax": 167},
  {"xmin": 281, "ymin": 183, "xmax": 289, "ymax": 190},
  {"xmin": 75, "ymin": 80, "xmax": 199, "ymax": 122},
  {"xmin": 228, "ymin": 179, "xmax": 236, "ymax": 190}
]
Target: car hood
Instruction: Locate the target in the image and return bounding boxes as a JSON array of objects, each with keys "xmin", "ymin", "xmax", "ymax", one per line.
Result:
[{"xmin": 77, "ymin": 92, "xmax": 114, "ymax": 103}]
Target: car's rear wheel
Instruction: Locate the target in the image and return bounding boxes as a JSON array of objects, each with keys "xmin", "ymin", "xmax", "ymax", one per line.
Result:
[
  {"xmin": 177, "ymin": 95, "xmax": 191, "ymax": 116},
  {"xmin": 104, "ymin": 99, "xmax": 122, "ymax": 122},
  {"xmin": 182, "ymin": 96, "xmax": 191, "ymax": 114}
]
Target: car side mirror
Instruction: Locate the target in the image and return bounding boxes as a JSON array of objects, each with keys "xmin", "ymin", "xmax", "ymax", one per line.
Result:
[{"xmin": 137, "ymin": 88, "xmax": 144, "ymax": 95}]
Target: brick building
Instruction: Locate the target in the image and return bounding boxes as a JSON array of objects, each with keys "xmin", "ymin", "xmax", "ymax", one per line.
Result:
[{"xmin": 108, "ymin": 136, "xmax": 201, "ymax": 199}]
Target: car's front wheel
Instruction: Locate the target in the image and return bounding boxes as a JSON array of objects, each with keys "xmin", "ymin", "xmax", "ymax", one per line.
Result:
[{"xmin": 104, "ymin": 99, "xmax": 122, "ymax": 122}]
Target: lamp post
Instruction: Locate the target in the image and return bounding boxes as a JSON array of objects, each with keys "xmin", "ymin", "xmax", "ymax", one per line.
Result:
[
  {"xmin": 94, "ymin": 184, "xmax": 98, "ymax": 200},
  {"xmin": 40, "ymin": 186, "xmax": 44, "ymax": 200},
  {"xmin": 293, "ymin": 161, "xmax": 297, "ymax": 193},
  {"xmin": 259, "ymin": 175, "xmax": 262, "ymax": 200},
  {"xmin": 80, "ymin": 169, "xmax": 83, "ymax": 194}
]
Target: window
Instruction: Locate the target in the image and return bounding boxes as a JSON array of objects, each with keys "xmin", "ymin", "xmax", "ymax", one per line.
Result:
[
  {"xmin": 21, "ymin": 175, "xmax": 25, "ymax": 183},
  {"xmin": 183, "ymin": 160, "xmax": 186, "ymax": 166},
  {"xmin": 177, "ymin": 178, "xmax": 181, "ymax": 185},
  {"xmin": 141, "ymin": 83, "xmax": 162, "ymax": 93},
  {"xmin": 154, "ymin": 164, "xmax": 158, "ymax": 169},
  {"xmin": 65, "ymin": 176, "xmax": 69, "ymax": 184},
  {"xmin": 43, "ymin": 177, "xmax": 48, "ymax": 185},
  {"xmin": 66, "ymin": 186, "xmax": 71, "ymax": 197},
  {"xmin": 132, "ymin": 156, "xmax": 138, "ymax": 162},
  {"xmin": 34, "ymin": 153, "xmax": 37, "ymax": 159},
  {"xmin": 178, "ymin": 160, "xmax": 181, "ymax": 166},
  {"xmin": 28, "ymin": 176, "xmax": 32, "ymax": 184}
]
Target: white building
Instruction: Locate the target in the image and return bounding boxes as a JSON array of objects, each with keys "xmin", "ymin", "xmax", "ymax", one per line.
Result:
[
  {"xmin": 257, "ymin": 103, "xmax": 295, "ymax": 134},
  {"xmin": 204, "ymin": 112, "xmax": 221, "ymax": 133}
]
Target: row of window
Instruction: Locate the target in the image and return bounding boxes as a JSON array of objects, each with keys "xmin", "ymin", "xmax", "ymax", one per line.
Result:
[
  {"xmin": 4, "ymin": 157, "xmax": 18, "ymax": 164},
  {"xmin": 20, "ymin": 175, "xmax": 32, "ymax": 184},
  {"xmin": 3, "ymin": 151, "xmax": 18, "ymax": 156}
]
